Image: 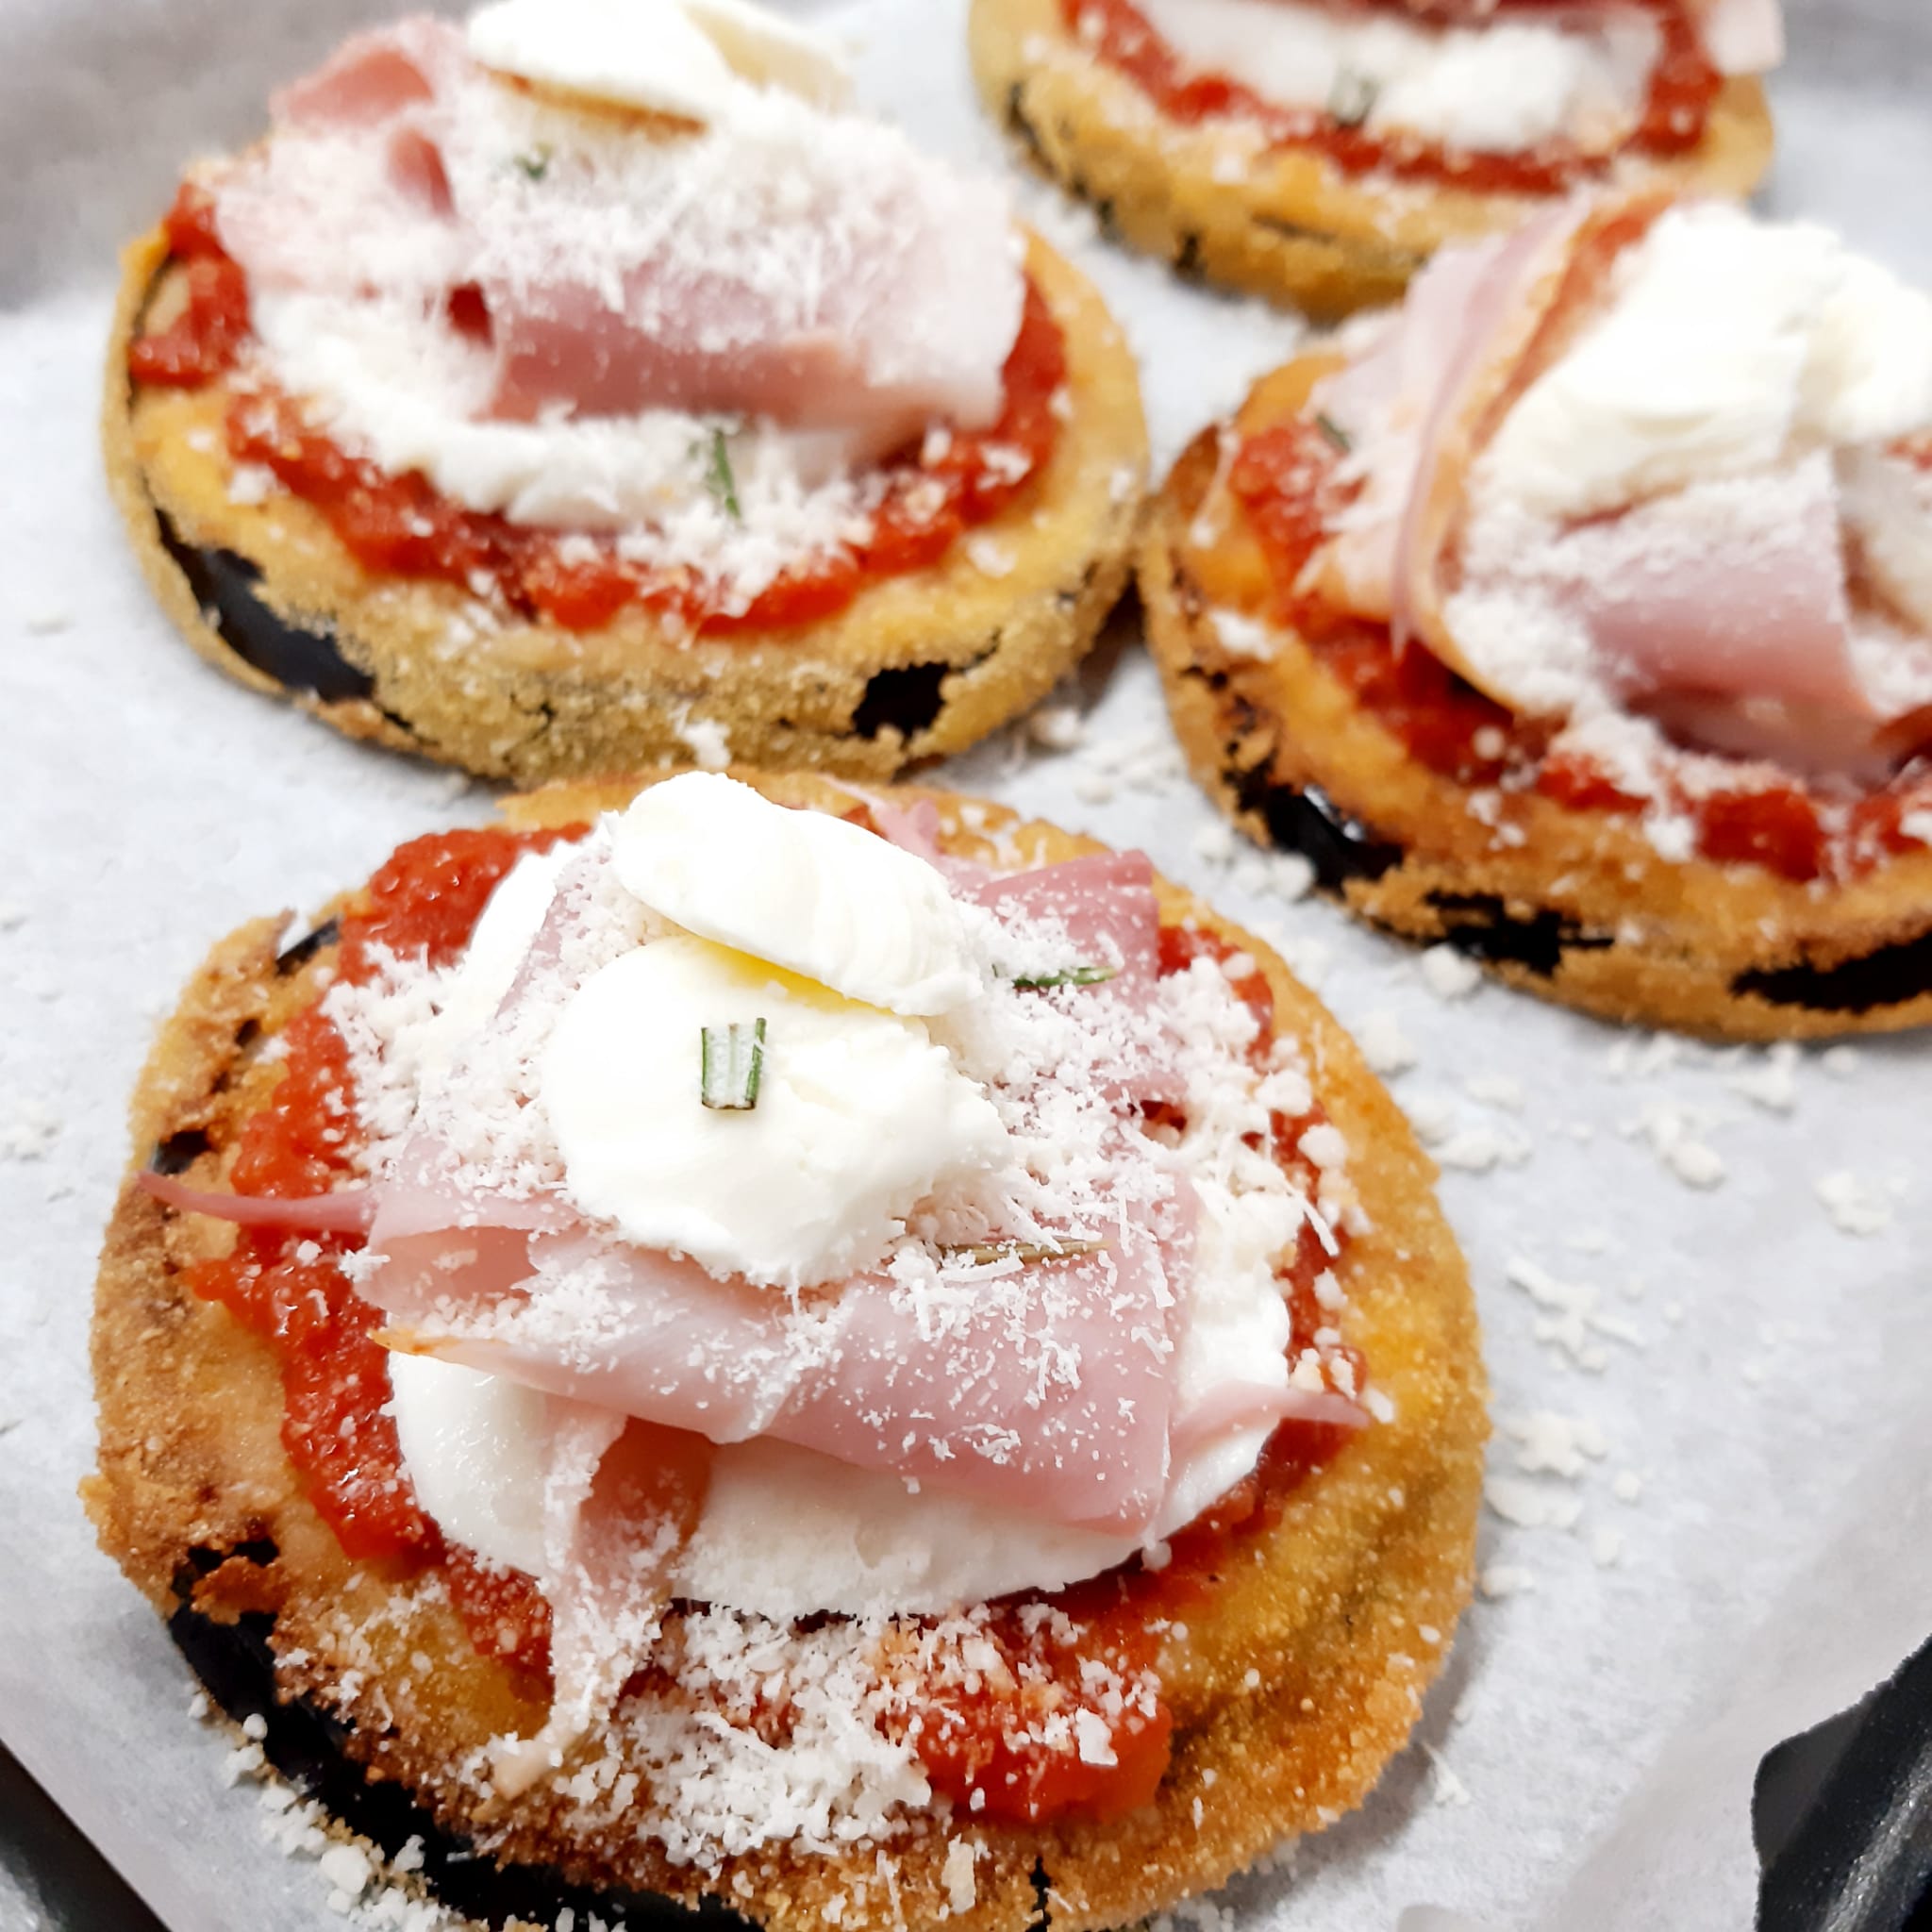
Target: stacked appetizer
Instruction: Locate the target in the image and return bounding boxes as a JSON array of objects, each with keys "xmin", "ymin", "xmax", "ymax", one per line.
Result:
[
  {"xmin": 971, "ymin": 0, "xmax": 1780, "ymax": 315},
  {"xmin": 105, "ymin": 0, "xmax": 1147, "ymax": 780},
  {"xmin": 1142, "ymin": 191, "xmax": 1932, "ymax": 1038},
  {"xmin": 88, "ymin": 772, "xmax": 1484, "ymax": 1931}
]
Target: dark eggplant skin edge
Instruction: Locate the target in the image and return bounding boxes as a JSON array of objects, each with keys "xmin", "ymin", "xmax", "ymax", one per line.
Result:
[
  {"xmin": 1223, "ymin": 758, "xmax": 1932, "ymax": 1014},
  {"xmin": 167, "ymin": 1544, "xmax": 762, "ymax": 1932}
]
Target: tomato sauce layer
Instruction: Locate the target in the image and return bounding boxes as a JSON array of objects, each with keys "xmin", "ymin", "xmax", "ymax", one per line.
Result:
[
  {"xmin": 130, "ymin": 183, "xmax": 1068, "ymax": 638},
  {"xmin": 185, "ymin": 824, "xmax": 1363, "ymax": 1824},
  {"xmin": 1228, "ymin": 417, "xmax": 1932, "ymax": 886},
  {"xmin": 1066, "ymin": 0, "xmax": 1721, "ymax": 196}
]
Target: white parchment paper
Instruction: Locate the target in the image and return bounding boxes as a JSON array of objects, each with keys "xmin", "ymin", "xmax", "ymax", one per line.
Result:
[{"xmin": 3, "ymin": 3, "xmax": 1930, "ymax": 1927}]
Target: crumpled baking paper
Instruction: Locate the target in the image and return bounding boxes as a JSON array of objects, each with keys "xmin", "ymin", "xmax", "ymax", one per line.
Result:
[{"xmin": 2, "ymin": 1, "xmax": 1930, "ymax": 1927}]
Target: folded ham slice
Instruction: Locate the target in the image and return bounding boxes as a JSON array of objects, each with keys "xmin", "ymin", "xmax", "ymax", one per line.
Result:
[
  {"xmin": 210, "ymin": 17, "xmax": 1023, "ymax": 468},
  {"xmin": 1311, "ymin": 188, "xmax": 1932, "ymax": 779},
  {"xmin": 370, "ymin": 1176, "xmax": 1196, "ymax": 1537}
]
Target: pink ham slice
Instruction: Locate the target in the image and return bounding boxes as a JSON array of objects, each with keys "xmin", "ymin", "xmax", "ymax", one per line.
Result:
[
  {"xmin": 1166, "ymin": 1380, "xmax": 1367, "ymax": 1457},
  {"xmin": 539, "ymin": 1408, "xmax": 710, "ymax": 1733},
  {"xmin": 139, "ymin": 1171, "xmax": 375, "ymax": 1234},
  {"xmin": 270, "ymin": 22, "xmax": 442, "ymax": 128},
  {"xmin": 965, "ymin": 852, "xmax": 1162, "ymax": 988},
  {"xmin": 373, "ymin": 1188, "xmax": 1195, "ymax": 1538},
  {"xmin": 213, "ymin": 19, "xmax": 1019, "ymax": 458}
]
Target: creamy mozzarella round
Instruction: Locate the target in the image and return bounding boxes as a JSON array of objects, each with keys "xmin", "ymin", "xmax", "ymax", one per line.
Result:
[
  {"xmin": 610, "ymin": 772, "xmax": 986, "ymax": 1016},
  {"xmin": 1483, "ymin": 207, "xmax": 1932, "ymax": 523},
  {"xmin": 541, "ymin": 934, "xmax": 1008, "ymax": 1288},
  {"xmin": 1135, "ymin": 0, "xmax": 1660, "ymax": 154},
  {"xmin": 388, "ymin": 1354, "xmax": 555, "ymax": 1578},
  {"xmin": 470, "ymin": 0, "xmax": 850, "ymax": 122},
  {"xmin": 679, "ymin": 0, "xmax": 852, "ymax": 107}
]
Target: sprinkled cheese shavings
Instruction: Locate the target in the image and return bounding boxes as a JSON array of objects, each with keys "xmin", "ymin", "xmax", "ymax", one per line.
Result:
[
  {"xmin": 322, "ymin": 793, "xmax": 1361, "ymax": 1863},
  {"xmin": 214, "ymin": 29, "xmax": 1025, "ymax": 608}
]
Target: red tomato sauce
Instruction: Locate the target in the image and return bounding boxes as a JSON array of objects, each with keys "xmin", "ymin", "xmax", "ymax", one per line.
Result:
[
  {"xmin": 129, "ymin": 182, "xmax": 1069, "ymax": 638},
  {"xmin": 1227, "ymin": 415, "xmax": 1932, "ymax": 885},
  {"xmin": 1065, "ymin": 0, "xmax": 1722, "ymax": 195},
  {"xmin": 187, "ymin": 829, "xmax": 575, "ymax": 1588},
  {"xmin": 186, "ymin": 823, "xmax": 1365, "ymax": 1820}
]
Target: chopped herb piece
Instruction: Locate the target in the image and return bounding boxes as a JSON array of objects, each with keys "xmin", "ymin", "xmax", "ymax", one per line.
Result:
[
  {"xmin": 1315, "ymin": 411, "xmax": 1354, "ymax": 455},
  {"xmin": 1009, "ymin": 964, "xmax": 1117, "ymax": 991},
  {"xmin": 700, "ymin": 1019, "xmax": 766, "ymax": 1110},
  {"xmin": 512, "ymin": 147, "xmax": 552, "ymax": 181},
  {"xmin": 705, "ymin": 426, "xmax": 741, "ymax": 521},
  {"xmin": 1328, "ymin": 70, "xmax": 1378, "ymax": 129},
  {"xmin": 941, "ymin": 1239, "xmax": 1107, "ymax": 1267}
]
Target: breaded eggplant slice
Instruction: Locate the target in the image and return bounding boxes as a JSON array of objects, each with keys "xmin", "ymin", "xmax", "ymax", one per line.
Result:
[
  {"xmin": 105, "ymin": 237, "xmax": 1146, "ymax": 783},
  {"xmin": 88, "ymin": 770, "xmax": 1486, "ymax": 1932},
  {"xmin": 969, "ymin": 0, "xmax": 1774, "ymax": 319},
  {"xmin": 1141, "ymin": 366, "xmax": 1932, "ymax": 1041}
]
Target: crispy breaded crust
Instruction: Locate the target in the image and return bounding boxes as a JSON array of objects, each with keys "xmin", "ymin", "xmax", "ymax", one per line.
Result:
[
  {"xmin": 87, "ymin": 771, "xmax": 1485, "ymax": 1932},
  {"xmin": 1141, "ymin": 373, "xmax": 1932, "ymax": 1040},
  {"xmin": 968, "ymin": 0, "xmax": 1774, "ymax": 318},
  {"xmin": 103, "ymin": 231, "xmax": 1147, "ymax": 782}
]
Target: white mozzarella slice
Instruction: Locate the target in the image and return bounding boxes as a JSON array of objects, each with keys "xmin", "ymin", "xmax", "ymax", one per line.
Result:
[
  {"xmin": 1135, "ymin": 0, "xmax": 1657, "ymax": 156},
  {"xmin": 608, "ymin": 773, "xmax": 985, "ymax": 1017},
  {"xmin": 1484, "ymin": 207, "xmax": 1840, "ymax": 520},
  {"xmin": 541, "ymin": 934, "xmax": 1007, "ymax": 1288},
  {"xmin": 1802, "ymin": 254, "xmax": 1932, "ymax": 448},
  {"xmin": 388, "ymin": 1354, "xmax": 555, "ymax": 1577},
  {"xmin": 409, "ymin": 844, "xmax": 572, "ymax": 1078},
  {"xmin": 681, "ymin": 0, "xmax": 852, "ymax": 107},
  {"xmin": 467, "ymin": 0, "xmax": 740, "ymax": 125}
]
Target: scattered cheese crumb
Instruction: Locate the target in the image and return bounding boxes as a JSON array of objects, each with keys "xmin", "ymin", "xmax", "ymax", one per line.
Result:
[
  {"xmin": 1424, "ymin": 1746, "xmax": 1472, "ymax": 1808},
  {"xmin": 1591, "ymin": 1527, "xmax": 1625, "ymax": 1569},
  {"xmin": 317, "ymin": 1842, "xmax": 372, "ymax": 1904},
  {"xmin": 1816, "ymin": 1171, "xmax": 1894, "ymax": 1237},
  {"xmin": 941, "ymin": 1839, "xmax": 978, "ymax": 1914},
  {"xmin": 1505, "ymin": 1411, "xmax": 1607, "ymax": 1479},
  {"xmin": 1479, "ymin": 1565, "xmax": 1538, "ymax": 1599},
  {"xmin": 0, "ymin": 1100, "xmax": 58, "ymax": 1161},
  {"xmin": 1463, "ymin": 1072, "xmax": 1525, "ymax": 1112},
  {"xmin": 1725, "ymin": 1042, "xmax": 1799, "ymax": 1114},
  {"xmin": 1191, "ymin": 821, "xmax": 1239, "ymax": 868},
  {"xmin": 1629, "ymin": 1102, "xmax": 1726, "ymax": 1190},
  {"xmin": 1484, "ymin": 1477, "xmax": 1583, "ymax": 1531},
  {"xmin": 1418, "ymin": 944, "xmax": 1482, "ymax": 1001},
  {"xmin": 1355, "ymin": 1010, "xmax": 1418, "ymax": 1077},
  {"xmin": 1026, "ymin": 704, "xmax": 1086, "ymax": 752},
  {"xmin": 1433, "ymin": 1124, "xmax": 1533, "ymax": 1174}
]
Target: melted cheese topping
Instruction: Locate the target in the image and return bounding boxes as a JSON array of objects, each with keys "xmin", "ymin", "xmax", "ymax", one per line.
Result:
[{"xmin": 1132, "ymin": 0, "xmax": 1662, "ymax": 154}]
